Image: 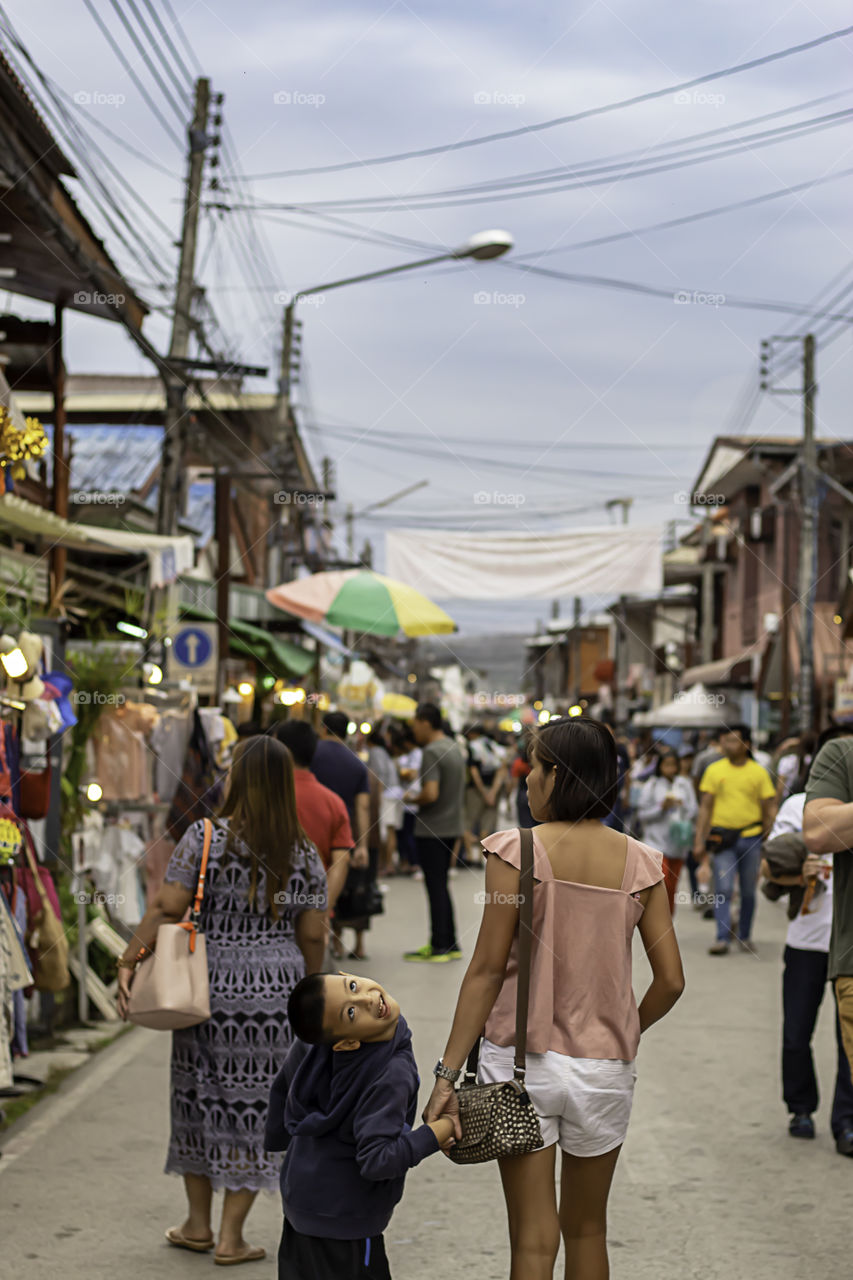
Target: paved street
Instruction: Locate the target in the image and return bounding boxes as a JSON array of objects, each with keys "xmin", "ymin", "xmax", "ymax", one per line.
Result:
[{"xmin": 1, "ymin": 869, "xmax": 849, "ymax": 1280}]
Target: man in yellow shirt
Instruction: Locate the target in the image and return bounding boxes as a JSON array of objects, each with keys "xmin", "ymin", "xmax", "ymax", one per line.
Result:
[{"xmin": 693, "ymin": 723, "xmax": 777, "ymax": 955}]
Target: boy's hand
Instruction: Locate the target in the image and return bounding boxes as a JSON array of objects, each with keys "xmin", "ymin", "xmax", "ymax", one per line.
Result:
[
  {"xmin": 427, "ymin": 1116, "xmax": 457, "ymax": 1150},
  {"xmin": 423, "ymin": 1077, "xmax": 462, "ymax": 1140}
]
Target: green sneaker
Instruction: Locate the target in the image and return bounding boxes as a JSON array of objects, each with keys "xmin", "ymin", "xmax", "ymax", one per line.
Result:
[
  {"xmin": 403, "ymin": 945, "xmax": 452, "ymax": 963},
  {"xmin": 445, "ymin": 948, "xmax": 463, "ymax": 961}
]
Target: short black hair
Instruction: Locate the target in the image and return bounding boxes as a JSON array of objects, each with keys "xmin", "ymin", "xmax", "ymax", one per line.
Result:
[
  {"xmin": 288, "ymin": 973, "xmax": 334, "ymax": 1044},
  {"xmin": 654, "ymin": 750, "xmax": 679, "ymax": 775},
  {"xmin": 270, "ymin": 719, "xmax": 317, "ymax": 768},
  {"xmin": 723, "ymin": 723, "xmax": 752, "ymax": 742},
  {"xmin": 815, "ymin": 724, "xmax": 853, "ymax": 754},
  {"xmin": 415, "ymin": 702, "xmax": 442, "ymax": 730},
  {"xmin": 532, "ymin": 716, "xmax": 617, "ymax": 822},
  {"xmin": 323, "ymin": 710, "xmax": 350, "ymax": 739}
]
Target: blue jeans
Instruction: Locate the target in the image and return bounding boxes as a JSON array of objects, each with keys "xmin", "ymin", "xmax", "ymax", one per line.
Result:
[{"xmin": 712, "ymin": 835, "xmax": 763, "ymax": 942}]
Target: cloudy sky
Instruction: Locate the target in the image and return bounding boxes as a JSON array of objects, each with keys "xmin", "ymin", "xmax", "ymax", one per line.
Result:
[{"xmin": 2, "ymin": 0, "xmax": 852, "ymax": 636}]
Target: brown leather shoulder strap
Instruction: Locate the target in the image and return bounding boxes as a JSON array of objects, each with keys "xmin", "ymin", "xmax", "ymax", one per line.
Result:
[
  {"xmin": 192, "ymin": 819, "xmax": 213, "ymax": 918},
  {"xmin": 513, "ymin": 826, "xmax": 534, "ymax": 1080}
]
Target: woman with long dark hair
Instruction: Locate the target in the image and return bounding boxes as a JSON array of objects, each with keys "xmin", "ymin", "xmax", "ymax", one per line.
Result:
[
  {"xmin": 424, "ymin": 717, "xmax": 684, "ymax": 1279},
  {"xmin": 117, "ymin": 735, "xmax": 328, "ymax": 1266}
]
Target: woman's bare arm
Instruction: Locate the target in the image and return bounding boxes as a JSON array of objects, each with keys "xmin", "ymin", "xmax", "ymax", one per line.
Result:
[
  {"xmin": 116, "ymin": 880, "xmax": 194, "ymax": 1017},
  {"xmin": 422, "ymin": 854, "xmax": 520, "ymax": 1130},
  {"xmin": 295, "ymin": 908, "xmax": 328, "ymax": 975},
  {"xmin": 637, "ymin": 881, "xmax": 685, "ymax": 1033}
]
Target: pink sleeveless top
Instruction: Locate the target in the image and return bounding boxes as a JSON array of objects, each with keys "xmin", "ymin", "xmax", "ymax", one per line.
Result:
[{"xmin": 482, "ymin": 828, "xmax": 664, "ymax": 1062}]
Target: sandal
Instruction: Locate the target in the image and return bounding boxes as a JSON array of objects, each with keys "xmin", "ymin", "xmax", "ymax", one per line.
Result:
[
  {"xmin": 165, "ymin": 1227, "xmax": 215, "ymax": 1253},
  {"xmin": 347, "ymin": 950, "xmax": 369, "ymax": 961},
  {"xmin": 214, "ymin": 1245, "xmax": 266, "ymax": 1266}
]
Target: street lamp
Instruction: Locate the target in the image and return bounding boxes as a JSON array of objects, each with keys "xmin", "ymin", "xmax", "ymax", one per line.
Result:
[{"xmin": 278, "ymin": 228, "xmax": 514, "ymax": 403}]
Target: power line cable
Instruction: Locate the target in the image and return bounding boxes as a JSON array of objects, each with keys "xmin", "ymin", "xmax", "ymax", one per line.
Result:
[
  {"xmin": 235, "ymin": 24, "xmax": 853, "ymax": 179},
  {"xmin": 79, "ymin": 0, "xmax": 183, "ymax": 148},
  {"xmin": 501, "ymin": 260, "xmax": 853, "ymax": 322},
  {"xmin": 0, "ymin": 18, "xmax": 175, "ymax": 288},
  {"xmin": 517, "ymin": 165, "xmax": 853, "ymax": 261},
  {"xmin": 247, "ymin": 108, "xmax": 853, "ymax": 212},
  {"xmin": 275, "ymin": 104, "xmax": 853, "ymax": 210},
  {"xmin": 102, "ymin": 0, "xmax": 189, "ymax": 124},
  {"xmin": 136, "ymin": 0, "xmax": 194, "ymax": 94},
  {"xmin": 159, "ymin": 0, "xmax": 204, "ymax": 77}
]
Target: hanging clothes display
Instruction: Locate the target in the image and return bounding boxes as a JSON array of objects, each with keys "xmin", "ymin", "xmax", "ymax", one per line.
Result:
[
  {"xmin": 0, "ymin": 884, "xmax": 32, "ymax": 1089},
  {"xmin": 89, "ymin": 822, "xmax": 146, "ymax": 927},
  {"xmin": 150, "ymin": 708, "xmax": 193, "ymax": 804},
  {"xmin": 166, "ymin": 709, "xmax": 225, "ymax": 841}
]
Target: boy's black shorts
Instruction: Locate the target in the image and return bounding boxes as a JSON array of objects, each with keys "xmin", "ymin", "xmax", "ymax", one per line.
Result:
[{"xmin": 278, "ymin": 1219, "xmax": 391, "ymax": 1279}]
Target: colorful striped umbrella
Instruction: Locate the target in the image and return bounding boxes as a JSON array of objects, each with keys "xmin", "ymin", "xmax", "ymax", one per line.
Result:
[{"xmin": 266, "ymin": 570, "xmax": 456, "ymax": 637}]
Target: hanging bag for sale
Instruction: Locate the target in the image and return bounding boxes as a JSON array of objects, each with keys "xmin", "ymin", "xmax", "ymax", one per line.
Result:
[{"xmin": 21, "ymin": 823, "xmax": 70, "ymax": 992}]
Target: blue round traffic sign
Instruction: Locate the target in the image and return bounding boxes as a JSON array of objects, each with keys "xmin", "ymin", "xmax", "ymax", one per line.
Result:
[{"xmin": 173, "ymin": 627, "xmax": 213, "ymax": 668}]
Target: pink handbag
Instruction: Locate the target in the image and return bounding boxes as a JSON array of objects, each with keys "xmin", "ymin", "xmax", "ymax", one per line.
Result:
[{"xmin": 127, "ymin": 819, "xmax": 212, "ymax": 1030}]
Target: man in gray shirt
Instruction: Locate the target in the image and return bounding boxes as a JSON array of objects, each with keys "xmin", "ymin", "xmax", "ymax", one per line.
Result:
[{"xmin": 404, "ymin": 702, "xmax": 465, "ymax": 962}]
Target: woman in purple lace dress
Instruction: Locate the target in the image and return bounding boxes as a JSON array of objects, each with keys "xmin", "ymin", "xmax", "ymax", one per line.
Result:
[{"xmin": 118, "ymin": 735, "xmax": 327, "ymax": 1265}]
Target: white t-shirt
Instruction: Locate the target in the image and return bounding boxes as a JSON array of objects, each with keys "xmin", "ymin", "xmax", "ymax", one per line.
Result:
[{"xmin": 769, "ymin": 793, "xmax": 833, "ymax": 952}]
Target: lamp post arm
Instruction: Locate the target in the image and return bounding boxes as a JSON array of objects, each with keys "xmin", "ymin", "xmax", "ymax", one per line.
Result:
[{"xmin": 292, "ymin": 252, "xmax": 456, "ymax": 302}]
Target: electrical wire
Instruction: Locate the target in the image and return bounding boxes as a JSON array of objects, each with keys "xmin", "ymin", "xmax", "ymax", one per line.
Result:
[
  {"xmin": 234, "ymin": 24, "xmax": 853, "ymax": 179},
  {"xmin": 500, "ymin": 260, "xmax": 853, "ymax": 322},
  {"xmin": 243, "ymin": 109, "xmax": 853, "ymax": 213},
  {"xmin": 0, "ymin": 16, "xmax": 176, "ymax": 289},
  {"xmin": 79, "ymin": 0, "xmax": 183, "ymax": 148},
  {"xmin": 517, "ymin": 165, "xmax": 853, "ymax": 262},
  {"xmin": 131, "ymin": 0, "xmax": 193, "ymax": 99},
  {"xmin": 102, "ymin": 0, "xmax": 189, "ymax": 124}
]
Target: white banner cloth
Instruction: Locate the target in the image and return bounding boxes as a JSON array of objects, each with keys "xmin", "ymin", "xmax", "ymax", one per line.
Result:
[{"xmin": 385, "ymin": 525, "xmax": 662, "ymax": 600}]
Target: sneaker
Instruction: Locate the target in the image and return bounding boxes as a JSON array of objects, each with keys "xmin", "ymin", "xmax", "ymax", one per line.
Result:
[
  {"xmin": 403, "ymin": 945, "xmax": 452, "ymax": 963},
  {"xmin": 443, "ymin": 948, "xmax": 463, "ymax": 961},
  {"xmin": 789, "ymin": 1114, "xmax": 815, "ymax": 1139},
  {"xmin": 736, "ymin": 938, "xmax": 756, "ymax": 955},
  {"xmin": 413, "ymin": 869, "xmax": 424, "ymax": 882},
  {"xmin": 708, "ymin": 942, "xmax": 730, "ymax": 956},
  {"xmin": 835, "ymin": 1127, "xmax": 853, "ymax": 1156}
]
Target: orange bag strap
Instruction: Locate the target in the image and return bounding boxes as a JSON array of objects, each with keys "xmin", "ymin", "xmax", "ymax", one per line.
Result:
[
  {"xmin": 191, "ymin": 818, "xmax": 213, "ymax": 919},
  {"xmin": 145, "ymin": 819, "xmax": 213, "ymax": 960}
]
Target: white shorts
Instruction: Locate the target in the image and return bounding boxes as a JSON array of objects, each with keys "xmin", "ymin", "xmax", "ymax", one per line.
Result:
[{"xmin": 478, "ymin": 1039, "xmax": 637, "ymax": 1158}]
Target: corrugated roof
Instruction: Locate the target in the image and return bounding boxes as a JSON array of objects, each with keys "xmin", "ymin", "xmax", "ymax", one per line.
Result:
[{"xmin": 41, "ymin": 425, "xmax": 214, "ymax": 546}]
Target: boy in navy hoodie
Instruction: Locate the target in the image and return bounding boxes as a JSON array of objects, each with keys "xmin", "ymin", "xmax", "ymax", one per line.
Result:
[{"xmin": 265, "ymin": 969, "xmax": 455, "ymax": 1279}]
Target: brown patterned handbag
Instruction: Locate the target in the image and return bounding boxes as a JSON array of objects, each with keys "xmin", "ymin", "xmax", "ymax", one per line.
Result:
[{"xmin": 447, "ymin": 827, "xmax": 544, "ymax": 1164}]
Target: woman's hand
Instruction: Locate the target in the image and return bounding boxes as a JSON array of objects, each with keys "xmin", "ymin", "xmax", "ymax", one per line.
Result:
[
  {"xmin": 423, "ymin": 1077, "xmax": 462, "ymax": 1139},
  {"xmin": 116, "ymin": 967, "xmax": 133, "ymax": 1020}
]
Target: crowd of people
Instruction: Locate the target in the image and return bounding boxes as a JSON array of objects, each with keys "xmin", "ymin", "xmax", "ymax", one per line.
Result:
[{"xmin": 112, "ymin": 702, "xmax": 853, "ymax": 1278}]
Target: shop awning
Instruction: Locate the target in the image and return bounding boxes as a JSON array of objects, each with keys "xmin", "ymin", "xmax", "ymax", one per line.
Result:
[
  {"xmin": 681, "ymin": 639, "xmax": 765, "ymax": 687},
  {"xmin": 0, "ymin": 492, "xmax": 193, "ymax": 585},
  {"xmin": 299, "ymin": 618, "xmax": 356, "ymax": 657},
  {"xmin": 180, "ymin": 605, "xmax": 315, "ymax": 679}
]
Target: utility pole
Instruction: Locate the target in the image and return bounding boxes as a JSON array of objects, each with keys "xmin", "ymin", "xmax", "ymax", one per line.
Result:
[
  {"xmin": 346, "ymin": 504, "xmax": 355, "ymax": 560},
  {"xmin": 571, "ymin": 595, "xmax": 582, "ymax": 701},
  {"xmin": 606, "ymin": 498, "xmax": 632, "ymax": 727},
  {"xmin": 761, "ymin": 334, "xmax": 818, "ymax": 732},
  {"xmin": 277, "ymin": 301, "xmax": 301, "ymax": 437},
  {"xmin": 799, "ymin": 334, "xmax": 817, "ymax": 733},
  {"xmin": 157, "ymin": 77, "xmax": 211, "ymax": 536}
]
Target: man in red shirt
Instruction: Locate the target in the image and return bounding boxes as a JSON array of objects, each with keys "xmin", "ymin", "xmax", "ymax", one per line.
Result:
[{"xmin": 270, "ymin": 719, "xmax": 353, "ymax": 908}]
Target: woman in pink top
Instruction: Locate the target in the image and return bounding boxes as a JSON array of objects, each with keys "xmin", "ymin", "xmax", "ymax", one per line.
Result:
[{"xmin": 424, "ymin": 717, "xmax": 684, "ymax": 1280}]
